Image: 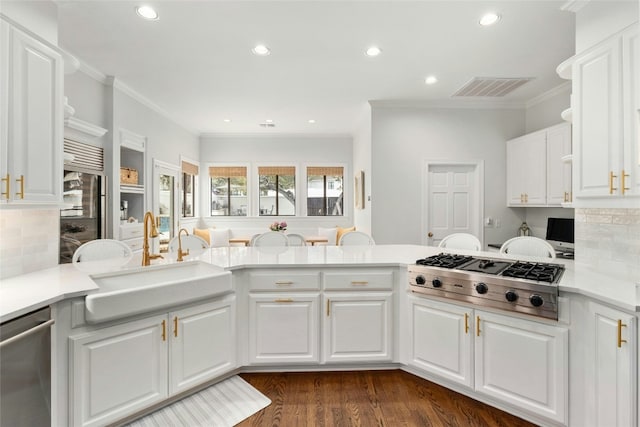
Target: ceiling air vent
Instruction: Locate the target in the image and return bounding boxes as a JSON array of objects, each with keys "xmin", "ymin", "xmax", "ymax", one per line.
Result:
[
  {"xmin": 452, "ymin": 77, "xmax": 533, "ymax": 97},
  {"xmin": 259, "ymin": 122, "xmax": 275, "ymax": 128}
]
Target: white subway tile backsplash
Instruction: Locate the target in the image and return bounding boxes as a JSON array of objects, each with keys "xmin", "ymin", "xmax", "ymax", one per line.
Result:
[
  {"xmin": 575, "ymin": 208, "xmax": 640, "ymax": 280},
  {"xmin": 0, "ymin": 209, "xmax": 60, "ymax": 280}
]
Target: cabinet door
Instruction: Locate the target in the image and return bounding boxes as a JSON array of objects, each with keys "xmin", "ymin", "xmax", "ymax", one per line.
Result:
[
  {"xmin": 249, "ymin": 293, "xmax": 320, "ymax": 364},
  {"xmin": 170, "ymin": 296, "xmax": 236, "ymax": 395},
  {"xmin": 523, "ymin": 132, "xmax": 547, "ymax": 205},
  {"xmin": 323, "ymin": 292, "xmax": 393, "ymax": 363},
  {"xmin": 573, "ymin": 37, "xmax": 623, "ymax": 199},
  {"xmin": 408, "ymin": 296, "xmax": 473, "ymax": 388},
  {"xmin": 3, "ymin": 23, "xmax": 63, "ymax": 204},
  {"xmin": 474, "ymin": 311, "xmax": 567, "ymax": 424},
  {"xmin": 506, "ymin": 137, "xmax": 527, "ymax": 206},
  {"xmin": 546, "ymin": 124, "xmax": 572, "ymax": 205},
  {"xmin": 589, "ymin": 302, "xmax": 637, "ymax": 427},
  {"xmin": 70, "ymin": 315, "xmax": 168, "ymax": 427},
  {"xmin": 622, "ymin": 28, "xmax": 639, "ymax": 197}
]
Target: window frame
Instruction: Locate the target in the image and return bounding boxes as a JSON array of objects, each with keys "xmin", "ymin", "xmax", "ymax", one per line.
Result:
[
  {"xmin": 305, "ymin": 166, "xmax": 345, "ymax": 217},
  {"xmin": 303, "ymin": 163, "xmax": 348, "ymax": 217},
  {"xmin": 208, "ymin": 164, "xmax": 249, "ymax": 217},
  {"xmin": 257, "ymin": 165, "xmax": 297, "ymax": 216},
  {"xmin": 180, "ymin": 156, "xmax": 199, "ymax": 219}
]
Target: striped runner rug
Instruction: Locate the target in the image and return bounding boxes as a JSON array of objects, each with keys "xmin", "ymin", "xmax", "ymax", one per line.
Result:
[{"xmin": 125, "ymin": 376, "xmax": 271, "ymax": 427}]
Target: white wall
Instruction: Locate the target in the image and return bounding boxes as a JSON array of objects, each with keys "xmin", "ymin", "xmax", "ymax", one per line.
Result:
[
  {"xmin": 65, "ymin": 71, "xmax": 109, "ymax": 138},
  {"xmin": 370, "ymin": 106, "xmax": 527, "ymax": 246},
  {"xmin": 525, "ymin": 84, "xmax": 571, "ymax": 134},
  {"xmin": 352, "ymin": 103, "xmax": 372, "ymax": 234},
  {"xmin": 199, "ymin": 134, "xmax": 353, "ymax": 236}
]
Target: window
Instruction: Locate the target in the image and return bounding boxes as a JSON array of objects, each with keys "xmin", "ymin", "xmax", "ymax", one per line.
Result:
[
  {"xmin": 258, "ymin": 166, "xmax": 295, "ymax": 216},
  {"xmin": 307, "ymin": 166, "xmax": 343, "ymax": 216},
  {"xmin": 209, "ymin": 166, "xmax": 247, "ymax": 216},
  {"xmin": 181, "ymin": 160, "xmax": 198, "ymax": 217}
]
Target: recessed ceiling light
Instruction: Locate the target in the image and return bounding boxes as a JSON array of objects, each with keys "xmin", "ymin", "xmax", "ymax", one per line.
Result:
[
  {"xmin": 223, "ymin": 119, "xmax": 232, "ymax": 123},
  {"xmin": 136, "ymin": 5, "xmax": 159, "ymax": 20},
  {"xmin": 308, "ymin": 119, "xmax": 316, "ymax": 124},
  {"xmin": 479, "ymin": 12, "xmax": 501, "ymax": 26},
  {"xmin": 365, "ymin": 46, "xmax": 382, "ymax": 57},
  {"xmin": 252, "ymin": 45, "xmax": 271, "ymax": 56},
  {"xmin": 265, "ymin": 119, "xmax": 274, "ymax": 124},
  {"xmin": 425, "ymin": 76, "xmax": 438, "ymax": 85}
]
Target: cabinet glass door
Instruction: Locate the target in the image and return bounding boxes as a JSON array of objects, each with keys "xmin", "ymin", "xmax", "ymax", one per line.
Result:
[{"xmin": 153, "ymin": 160, "xmax": 180, "ymax": 252}]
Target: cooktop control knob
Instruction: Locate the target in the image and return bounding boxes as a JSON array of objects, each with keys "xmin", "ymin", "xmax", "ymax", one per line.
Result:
[
  {"xmin": 530, "ymin": 294, "xmax": 544, "ymax": 307},
  {"xmin": 432, "ymin": 278, "xmax": 443, "ymax": 288},
  {"xmin": 415, "ymin": 275, "xmax": 426, "ymax": 285},
  {"xmin": 505, "ymin": 290, "xmax": 518, "ymax": 302},
  {"xmin": 475, "ymin": 283, "xmax": 488, "ymax": 294}
]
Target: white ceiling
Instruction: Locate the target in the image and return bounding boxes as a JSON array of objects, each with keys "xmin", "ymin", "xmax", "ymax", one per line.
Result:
[{"xmin": 56, "ymin": 1, "xmax": 576, "ymax": 135}]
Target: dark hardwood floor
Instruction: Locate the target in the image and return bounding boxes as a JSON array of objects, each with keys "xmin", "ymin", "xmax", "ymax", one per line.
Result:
[{"xmin": 237, "ymin": 370, "xmax": 537, "ymax": 427}]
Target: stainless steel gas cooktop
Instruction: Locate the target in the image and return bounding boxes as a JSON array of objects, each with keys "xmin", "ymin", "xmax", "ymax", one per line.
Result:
[{"xmin": 409, "ymin": 253, "xmax": 565, "ymax": 320}]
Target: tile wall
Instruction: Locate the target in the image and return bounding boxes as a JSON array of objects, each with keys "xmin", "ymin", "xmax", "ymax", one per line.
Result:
[
  {"xmin": 0, "ymin": 209, "xmax": 59, "ymax": 279},
  {"xmin": 575, "ymin": 208, "xmax": 640, "ymax": 281}
]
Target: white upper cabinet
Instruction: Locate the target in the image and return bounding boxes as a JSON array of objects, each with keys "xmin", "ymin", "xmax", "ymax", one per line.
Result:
[
  {"xmin": 506, "ymin": 123, "xmax": 570, "ymax": 207},
  {"xmin": 0, "ymin": 19, "xmax": 64, "ymax": 206},
  {"xmin": 563, "ymin": 24, "xmax": 639, "ymax": 207}
]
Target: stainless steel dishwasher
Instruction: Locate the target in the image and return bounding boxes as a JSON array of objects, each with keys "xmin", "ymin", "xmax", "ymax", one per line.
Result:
[{"xmin": 0, "ymin": 307, "xmax": 54, "ymax": 426}]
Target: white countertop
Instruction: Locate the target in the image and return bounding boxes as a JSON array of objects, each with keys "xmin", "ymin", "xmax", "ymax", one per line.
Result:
[{"xmin": 1, "ymin": 244, "xmax": 638, "ymax": 323}]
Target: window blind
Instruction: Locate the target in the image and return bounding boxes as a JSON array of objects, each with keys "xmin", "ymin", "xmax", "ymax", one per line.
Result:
[
  {"xmin": 307, "ymin": 166, "xmax": 343, "ymax": 176},
  {"xmin": 182, "ymin": 161, "xmax": 199, "ymax": 176},
  {"xmin": 209, "ymin": 166, "xmax": 247, "ymax": 177},
  {"xmin": 258, "ymin": 166, "xmax": 295, "ymax": 175}
]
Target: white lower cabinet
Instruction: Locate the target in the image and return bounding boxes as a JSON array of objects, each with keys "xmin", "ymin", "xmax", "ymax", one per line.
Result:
[
  {"xmin": 408, "ymin": 296, "xmax": 568, "ymax": 425},
  {"xmin": 589, "ymin": 301, "xmax": 637, "ymax": 427},
  {"xmin": 323, "ymin": 292, "xmax": 393, "ymax": 363},
  {"xmin": 248, "ymin": 293, "xmax": 320, "ymax": 364},
  {"xmin": 475, "ymin": 311, "xmax": 568, "ymax": 425},
  {"xmin": 70, "ymin": 296, "xmax": 235, "ymax": 427},
  {"xmin": 408, "ymin": 296, "xmax": 473, "ymax": 388}
]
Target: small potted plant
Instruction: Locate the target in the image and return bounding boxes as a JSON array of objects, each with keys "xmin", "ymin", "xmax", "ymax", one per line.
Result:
[{"xmin": 269, "ymin": 221, "xmax": 287, "ymax": 232}]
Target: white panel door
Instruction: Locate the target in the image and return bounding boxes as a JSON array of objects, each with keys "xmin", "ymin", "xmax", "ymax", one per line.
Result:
[
  {"xmin": 409, "ymin": 296, "xmax": 473, "ymax": 388},
  {"xmin": 474, "ymin": 311, "xmax": 568, "ymax": 424},
  {"xmin": 70, "ymin": 315, "xmax": 168, "ymax": 427},
  {"xmin": 249, "ymin": 293, "xmax": 320, "ymax": 364},
  {"xmin": 170, "ymin": 296, "xmax": 236, "ymax": 394},
  {"xmin": 589, "ymin": 302, "xmax": 637, "ymax": 427},
  {"xmin": 323, "ymin": 292, "xmax": 392, "ymax": 363},
  {"xmin": 426, "ymin": 163, "xmax": 480, "ymax": 246}
]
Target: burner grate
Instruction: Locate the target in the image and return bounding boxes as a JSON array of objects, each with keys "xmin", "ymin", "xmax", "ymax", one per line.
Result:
[
  {"xmin": 501, "ymin": 262, "xmax": 562, "ymax": 283},
  {"xmin": 415, "ymin": 253, "xmax": 473, "ymax": 269}
]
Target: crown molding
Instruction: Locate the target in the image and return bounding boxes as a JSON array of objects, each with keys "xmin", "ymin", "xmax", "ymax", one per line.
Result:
[
  {"xmin": 73, "ymin": 57, "xmax": 198, "ymax": 136},
  {"xmin": 65, "ymin": 116, "xmax": 108, "ymax": 138},
  {"xmin": 525, "ymin": 82, "xmax": 572, "ymax": 109}
]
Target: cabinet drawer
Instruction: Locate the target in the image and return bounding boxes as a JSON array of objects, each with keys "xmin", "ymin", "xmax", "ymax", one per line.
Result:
[
  {"xmin": 120, "ymin": 224, "xmax": 144, "ymax": 240},
  {"xmin": 324, "ymin": 270, "xmax": 394, "ymax": 290},
  {"xmin": 122, "ymin": 237, "xmax": 143, "ymax": 252},
  {"xmin": 248, "ymin": 271, "xmax": 320, "ymax": 291}
]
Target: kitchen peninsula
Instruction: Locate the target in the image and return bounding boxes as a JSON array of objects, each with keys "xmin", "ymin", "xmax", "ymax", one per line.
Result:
[{"xmin": 1, "ymin": 245, "xmax": 638, "ymax": 427}]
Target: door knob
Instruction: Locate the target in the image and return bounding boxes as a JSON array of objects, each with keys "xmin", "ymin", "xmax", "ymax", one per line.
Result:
[{"xmin": 428, "ymin": 232, "xmax": 433, "ymax": 238}]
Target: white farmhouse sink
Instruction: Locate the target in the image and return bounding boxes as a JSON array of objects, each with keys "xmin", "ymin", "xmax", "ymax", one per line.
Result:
[{"xmin": 85, "ymin": 261, "xmax": 232, "ymax": 323}]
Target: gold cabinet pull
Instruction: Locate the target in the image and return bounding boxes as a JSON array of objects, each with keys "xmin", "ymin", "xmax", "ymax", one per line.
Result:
[
  {"xmin": 1, "ymin": 174, "xmax": 9, "ymax": 200},
  {"xmin": 15, "ymin": 175, "xmax": 24, "ymax": 199},
  {"xmin": 525, "ymin": 193, "xmax": 528, "ymax": 203},
  {"xmin": 609, "ymin": 171, "xmax": 618, "ymax": 194},
  {"xmin": 476, "ymin": 316, "xmax": 481, "ymax": 337},
  {"xmin": 351, "ymin": 281, "xmax": 369, "ymax": 286},
  {"xmin": 464, "ymin": 313, "xmax": 469, "ymax": 334},
  {"xmin": 173, "ymin": 316, "xmax": 178, "ymax": 338},
  {"xmin": 275, "ymin": 281, "xmax": 294, "ymax": 286},
  {"xmin": 274, "ymin": 298, "xmax": 294, "ymax": 303},
  {"xmin": 161, "ymin": 320, "xmax": 166, "ymax": 341},
  {"xmin": 326, "ymin": 299, "xmax": 330, "ymax": 317},
  {"xmin": 520, "ymin": 194, "xmax": 524, "ymax": 203},
  {"xmin": 621, "ymin": 170, "xmax": 630, "ymax": 195},
  {"xmin": 563, "ymin": 192, "xmax": 569, "ymax": 202},
  {"xmin": 617, "ymin": 319, "xmax": 627, "ymax": 348}
]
